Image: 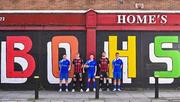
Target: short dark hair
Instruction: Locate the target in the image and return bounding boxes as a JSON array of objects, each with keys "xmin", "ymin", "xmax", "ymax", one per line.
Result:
[
  {"xmin": 102, "ymin": 51, "xmax": 106, "ymax": 53},
  {"xmin": 115, "ymin": 52, "xmax": 119, "ymax": 55},
  {"xmin": 90, "ymin": 53, "xmax": 94, "ymax": 56}
]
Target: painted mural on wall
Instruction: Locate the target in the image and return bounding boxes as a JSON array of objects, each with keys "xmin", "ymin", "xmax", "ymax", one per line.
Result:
[
  {"xmin": 0, "ymin": 31, "xmax": 180, "ymax": 89},
  {"xmin": 97, "ymin": 31, "xmax": 180, "ymax": 87}
]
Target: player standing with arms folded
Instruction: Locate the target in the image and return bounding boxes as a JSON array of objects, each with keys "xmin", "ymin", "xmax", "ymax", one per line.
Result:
[
  {"xmin": 84, "ymin": 54, "xmax": 97, "ymax": 92},
  {"xmin": 98, "ymin": 51, "xmax": 109, "ymax": 91},
  {"xmin": 72, "ymin": 53, "xmax": 84, "ymax": 92},
  {"xmin": 58, "ymin": 54, "xmax": 71, "ymax": 92},
  {"xmin": 112, "ymin": 52, "xmax": 123, "ymax": 91}
]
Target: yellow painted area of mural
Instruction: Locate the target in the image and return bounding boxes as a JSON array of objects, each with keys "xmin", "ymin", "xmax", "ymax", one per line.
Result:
[{"xmin": 109, "ymin": 36, "xmax": 136, "ymax": 78}]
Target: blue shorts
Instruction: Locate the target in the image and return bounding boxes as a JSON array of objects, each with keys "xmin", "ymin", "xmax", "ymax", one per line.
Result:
[
  {"xmin": 88, "ymin": 73, "xmax": 95, "ymax": 79},
  {"xmin": 113, "ymin": 72, "xmax": 121, "ymax": 79},
  {"xmin": 60, "ymin": 73, "xmax": 68, "ymax": 81}
]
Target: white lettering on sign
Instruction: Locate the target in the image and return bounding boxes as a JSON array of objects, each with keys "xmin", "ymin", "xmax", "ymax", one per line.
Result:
[
  {"xmin": 0, "ymin": 16, "xmax": 5, "ymax": 22},
  {"xmin": 117, "ymin": 15, "xmax": 167, "ymax": 24}
]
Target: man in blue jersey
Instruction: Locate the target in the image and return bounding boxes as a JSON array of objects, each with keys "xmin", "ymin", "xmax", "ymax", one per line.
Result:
[
  {"xmin": 84, "ymin": 54, "xmax": 97, "ymax": 92},
  {"xmin": 58, "ymin": 54, "xmax": 70, "ymax": 92},
  {"xmin": 112, "ymin": 52, "xmax": 123, "ymax": 91}
]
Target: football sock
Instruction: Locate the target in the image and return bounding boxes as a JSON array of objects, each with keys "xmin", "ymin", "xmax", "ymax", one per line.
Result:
[
  {"xmin": 118, "ymin": 85, "xmax": 121, "ymax": 89},
  {"xmin": 59, "ymin": 83, "xmax": 62, "ymax": 89},
  {"xmin": 73, "ymin": 80, "xmax": 76, "ymax": 89},
  {"xmin": 87, "ymin": 82, "xmax": 90, "ymax": 88},
  {"xmin": 93, "ymin": 81, "xmax": 96, "ymax": 88},
  {"xmin": 80, "ymin": 81, "xmax": 83, "ymax": 89},
  {"xmin": 66, "ymin": 83, "xmax": 68, "ymax": 89},
  {"xmin": 114, "ymin": 85, "xmax": 116, "ymax": 89},
  {"xmin": 100, "ymin": 80, "xmax": 103, "ymax": 88}
]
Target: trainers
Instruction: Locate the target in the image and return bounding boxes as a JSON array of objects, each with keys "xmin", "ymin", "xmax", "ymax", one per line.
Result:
[
  {"xmin": 58, "ymin": 88, "xmax": 62, "ymax": 92},
  {"xmin": 86, "ymin": 88, "xmax": 89, "ymax": 92},
  {"xmin": 80, "ymin": 89, "xmax": 83, "ymax": 92},
  {"xmin": 93, "ymin": 88, "xmax": 96, "ymax": 92},
  {"xmin": 113, "ymin": 88, "xmax": 116, "ymax": 91},
  {"xmin": 72, "ymin": 89, "xmax": 75, "ymax": 92},
  {"xmin": 65, "ymin": 89, "xmax": 68, "ymax": 92},
  {"xmin": 107, "ymin": 88, "xmax": 110, "ymax": 91},
  {"xmin": 118, "ymin": 88, "xmax": 121, "ymax": 91}
]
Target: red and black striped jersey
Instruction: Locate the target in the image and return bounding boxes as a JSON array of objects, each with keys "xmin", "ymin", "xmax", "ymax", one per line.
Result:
[
  {"xmin": 98, "ymin": 57, "xmax": 109, "ymax": 72},
  {"xmin": 72, "ymin": 58, "xmax": 83, "ymax": 73}
]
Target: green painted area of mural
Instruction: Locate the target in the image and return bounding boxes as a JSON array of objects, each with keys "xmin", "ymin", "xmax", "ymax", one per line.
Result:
[{"xmin": 154, "ymin": 36, "xmax": 180, "ymax": 78}]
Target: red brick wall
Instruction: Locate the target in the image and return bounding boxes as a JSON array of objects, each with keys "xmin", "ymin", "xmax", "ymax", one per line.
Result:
[{"xmin": 0, "ymin": 0, "xmax": 180, "ymax": 10}]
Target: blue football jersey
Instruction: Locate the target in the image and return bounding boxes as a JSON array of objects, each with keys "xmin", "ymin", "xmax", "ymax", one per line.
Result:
[
  {"xmin": 59, "ymin": 59, "xmax": 70, "ymax": 74},
  {"xmin": 112, "ymin": 58, "xmax": 123, "ymax": 72},
  {"xmin": 85, "ymin": 60, "xmax": 97, "ymax": 74}
]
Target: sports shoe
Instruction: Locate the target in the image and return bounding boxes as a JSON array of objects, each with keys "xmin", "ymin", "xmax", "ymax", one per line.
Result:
[
  {"xmin": 86, "ymin": 88, "xmax": 89, "ymax": 92},
  {"xmin": 113, "ymin": 88, "xmax": 116, "ymax": 91},
  {"xmin": 107, "ymin": 88, "xmax": 110, "ymax": 91},
  {"xmin": 93, "ymin": 88, "xmax": 96, "ymax": 92},
  {"xmin": 65, "ymin": 88, "xmax": 68, "ymax": 92},
  {"xmin": 58, "ymin": 88, "xmax": 62, "ymax": 92},
  {"xmin": 80, "ymin": 89, "xmax": 83, "ymax": 92},
  {"xmin": 72, "ymin": 89, "xmax": 75, "ymax": 92},
  {"xmin": 118, "ymin": 88, "xmax": 121, "ymax": 91}
]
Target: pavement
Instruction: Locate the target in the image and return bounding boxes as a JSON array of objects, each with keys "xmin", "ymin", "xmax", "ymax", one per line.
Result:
[{"xmin": 0, "ymin": 90, "xmax": 180, "ymax": 102}]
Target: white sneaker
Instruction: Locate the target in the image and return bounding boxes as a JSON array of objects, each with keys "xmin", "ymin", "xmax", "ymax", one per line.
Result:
[
  {"xmin": 80, "ymin": 89, "xmax": 83, "ymax": 92},
  {"xmin": 72, "ymin": 89, "xmax": 75, "ymax": 92},
  {"xmin": 65, "ymin": 89, "xmax": 68, "ymax": 92},
  {"xmin": 113, "ymin": 88, "xmax": 116, "ymax": 91},
  {"xmin": 93, "ymin": 88, "xmax": 96, "ymax": 92},
  {"xmin": 107, "ymin": 88, "xmax": 110, "ymax": 91},
  {"xmin": 58, "ymin": 88, "xmax": 62, "ymax": 92},
  {"xmin": 86, "ymin": 88, "xmax": 89, "ymax": 92},
  {"xmin": 118, "ymin": 88, "xmax": 121, "ymax": 91}
]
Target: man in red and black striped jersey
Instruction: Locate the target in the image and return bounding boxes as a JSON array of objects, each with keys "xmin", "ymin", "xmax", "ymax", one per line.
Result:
[
  {"xmin": 72, "ymin": 53, "xmax": 84, "ymax": 92},
  {"xmin": 98, "ymin": 51, "xmax": 109, "ymax": 91}
]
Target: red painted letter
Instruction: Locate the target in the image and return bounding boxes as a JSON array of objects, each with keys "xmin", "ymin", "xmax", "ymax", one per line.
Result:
[{"xmin": 6, "ymin": 36, "xmax": 35, "ymax": 78}]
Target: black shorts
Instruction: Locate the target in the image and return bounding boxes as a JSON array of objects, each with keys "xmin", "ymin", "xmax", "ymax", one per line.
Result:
[
  {"xmin": 100, "ymin": 72, "xmax": 108, "ymax": 78},
  {"xmin": 74, "ymin": 72, "xmax": 82, "ymax": 79}
]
